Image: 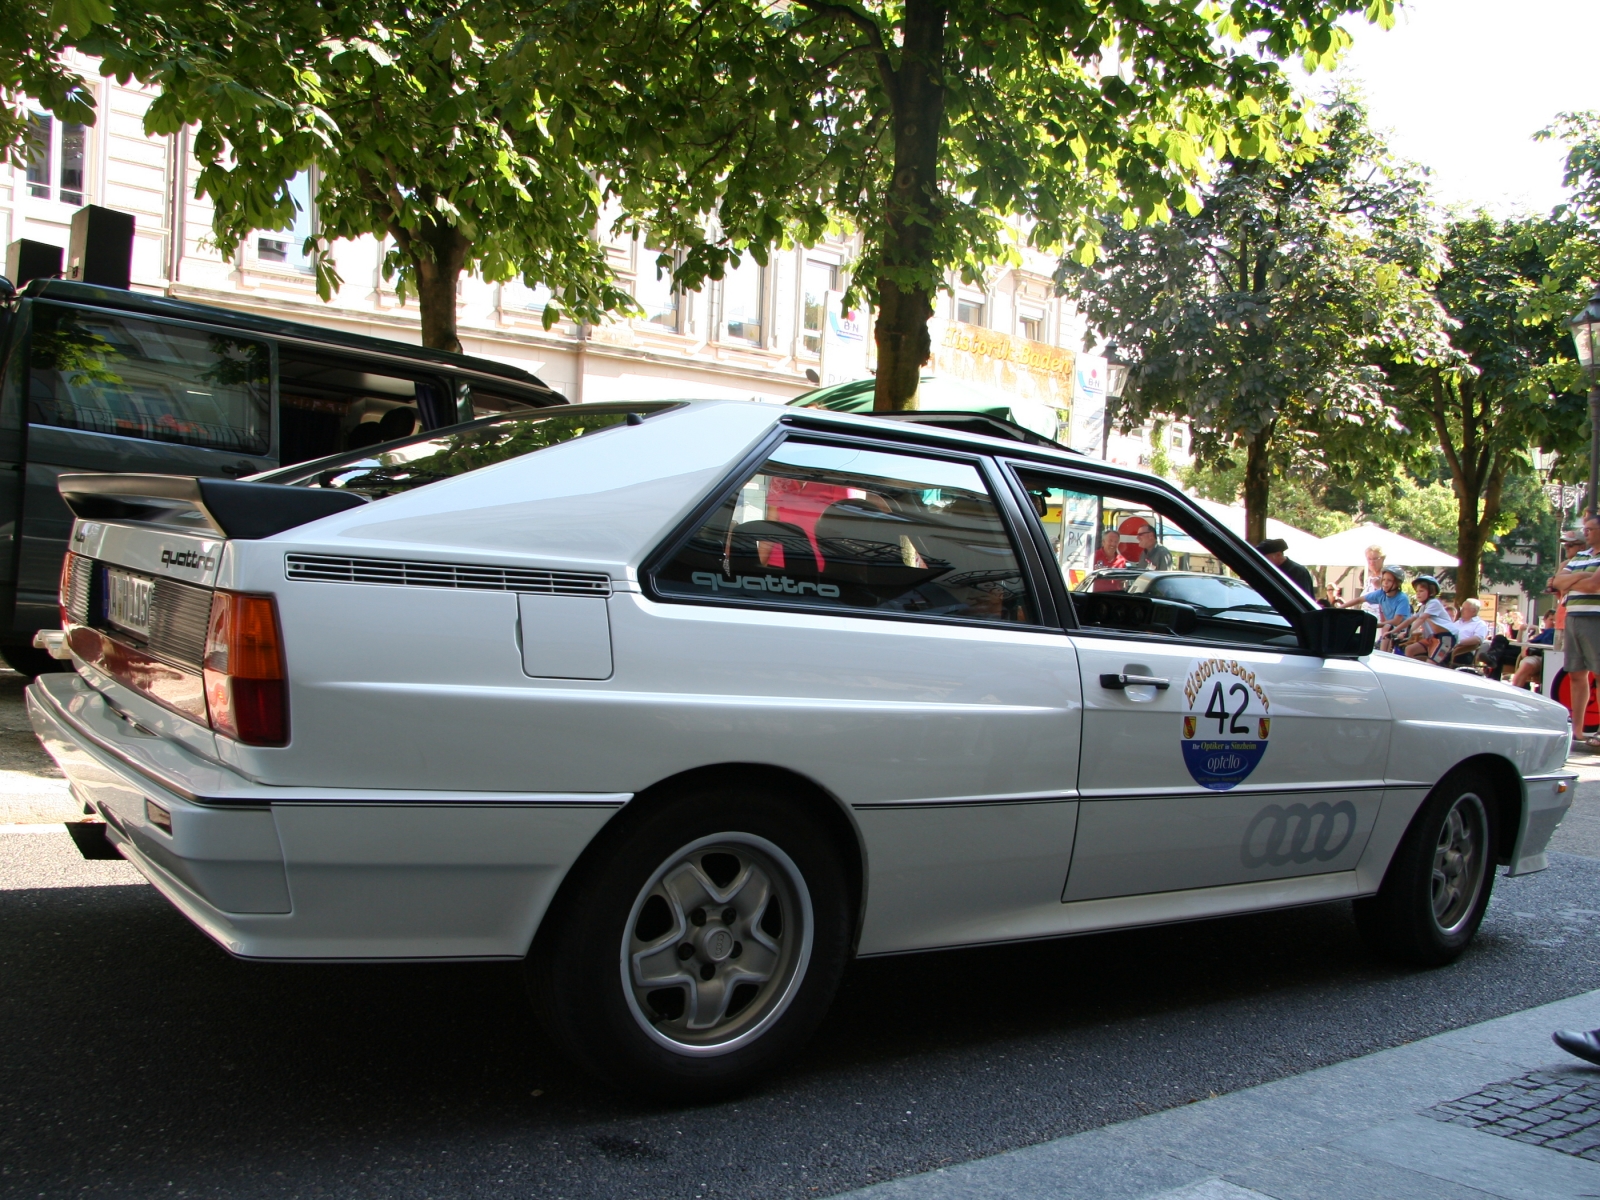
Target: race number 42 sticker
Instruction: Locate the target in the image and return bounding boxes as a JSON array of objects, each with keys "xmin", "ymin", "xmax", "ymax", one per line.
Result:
[{"xmin": 1181, "ymin": 658, "xmax": 1271, "ymax": 791}]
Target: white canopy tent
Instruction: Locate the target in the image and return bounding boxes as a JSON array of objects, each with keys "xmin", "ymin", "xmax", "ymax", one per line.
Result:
[
  {"xmin": 1297, "ymin": 523, "xmax": 1457, "ymax": 569},
  {"xmin": 1186, "ymin": 496, "xmax": 1324, "ymax": 562}
]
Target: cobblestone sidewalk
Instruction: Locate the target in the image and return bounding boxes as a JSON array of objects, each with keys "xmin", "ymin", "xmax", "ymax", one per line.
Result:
[{"xmin": 1427, "ymin": 1069, "xmax": 1600, "ymax": 1161}]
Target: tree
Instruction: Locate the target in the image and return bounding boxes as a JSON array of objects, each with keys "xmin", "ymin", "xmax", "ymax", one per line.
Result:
[
  {"xmin": 0, "ymin": 0, "xmax": 99, "ymax": 177},
  {"xmin": 1060, "ymin": 93, "xmax": 1448, "ymax": 542},
  {"xmin": 624, "ymin": 0, "xmax": 1399, "ymax": 413},
  {"xmin": 1390, "ymin": 215, "xmax": 1588, "ymax": 598},
  {"xmin": 70, "ymin": 0, "xmax": 655, "ymax": 351}
]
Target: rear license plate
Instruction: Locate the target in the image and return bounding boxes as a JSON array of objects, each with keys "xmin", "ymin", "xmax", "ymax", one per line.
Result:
[{"xmin": 105, "ymin": 568, "xmax": 154, "ymax": 640}]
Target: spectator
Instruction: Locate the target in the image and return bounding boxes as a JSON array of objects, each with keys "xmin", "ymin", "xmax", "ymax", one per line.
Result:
[
  {"xmin": 1391, "ymin": 574, "xmax": 1459, "ymax": 665},
  {"xmin": 1549, "ymin": 513, "xmax": 1600, "ymax": 745},
  {"xmin": 1091, "ymin": 527, "xmax": 1127, "ymax": 592},
  {"xmin": 1256, "ymin": 537, "xmax": 1315, "ymax": 597},
  {"xmin": 1360, "ymin": 544, "xmax": 1386, "ymax": 618},
  {"xmin": 1355, "ymin": 566, "xmax": 1412, "ymax": 652},
  {"xmin": 1452, "ymin": 599, "xmax": 1491, "ymax": 666},
  {"xmin": 1133, "ymin": 524, "xmax": 1173, "ymax": 572},
  {"xmin": 1509, "ymin": 610, "xmax": 1558, "ymax": 690},
  {"xmin": 1093, "ymin": 527, "xmax": 1126, "ymax": 572}
]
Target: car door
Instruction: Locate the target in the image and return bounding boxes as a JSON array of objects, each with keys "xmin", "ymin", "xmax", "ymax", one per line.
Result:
[
  {"xmin": 1007, "ymin": 465, "xmax": 1392, "ymax": 902},
  {"xmin": 16, "ymin": 302, "xmax": 274, "ymax": 634},
  {"xmin": 641, "ymin": 433, "xmax": 1084, "ymax": 954}
]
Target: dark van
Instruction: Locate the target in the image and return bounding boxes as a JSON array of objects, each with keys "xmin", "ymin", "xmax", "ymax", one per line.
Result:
[{"xmin": 0, "ymin": 278, "xmax": 565, "ymax": 674}]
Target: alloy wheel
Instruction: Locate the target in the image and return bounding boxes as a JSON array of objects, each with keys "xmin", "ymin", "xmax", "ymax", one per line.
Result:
[
  {"xmin": 1432, "ymin": 791, "xmax": 1488, "ymax": 936},
  {"xmin": 620, "ymin": 832, "xmax": 813, "ymax": 1057}
]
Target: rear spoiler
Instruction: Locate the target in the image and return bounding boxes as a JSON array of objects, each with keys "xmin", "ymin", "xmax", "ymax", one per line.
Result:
[{"xmin": 58, "ymin": 474, "xmax": 368, "ymax": 539}]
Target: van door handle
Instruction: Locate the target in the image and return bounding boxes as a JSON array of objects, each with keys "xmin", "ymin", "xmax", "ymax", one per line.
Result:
[{"xmin": 1100, "ymin": 673, "xmax": 1170, "ymax": 690}]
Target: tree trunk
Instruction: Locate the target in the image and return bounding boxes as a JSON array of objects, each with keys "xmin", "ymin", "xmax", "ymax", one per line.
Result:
[
  {"xmin": 409, "ymin": 224, "xmax": 471, "ymax": 352},
  {"xmin": 1242, "ymin": 425, "xmax": 1273, "ymax": 545},
  {"xmin": 872, "ymin": 0, "xmax": 947, "ymax": 413},
  {"xmin": 1453, "ymin": 456, "xmax": 1507, "ymax": 601}
]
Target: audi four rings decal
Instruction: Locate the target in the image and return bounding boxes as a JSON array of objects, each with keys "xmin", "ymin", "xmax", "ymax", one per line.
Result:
[
  {"xmin": 1241, "ymin": 801, "xmax": 1358, "ymax": 869},
  {"xmin": 1181, "ymin": 657, "xmax": 1271, "ymax": 792}
]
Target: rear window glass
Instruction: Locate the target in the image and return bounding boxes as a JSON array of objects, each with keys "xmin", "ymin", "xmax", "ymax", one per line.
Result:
[
  {"xmin": 28, "ymin": 303, "xmax": 270, "ymax": 454},
  {"xmin": 273, "ymin": 408, "xmax": 647, "ymax": 498}
]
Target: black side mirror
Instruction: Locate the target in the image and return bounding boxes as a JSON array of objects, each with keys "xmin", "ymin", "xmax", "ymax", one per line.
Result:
[
  {"xmin": 0, "ymin": 275, "xmax": 15, "ymax": 305},
  {"xmin": 1294, "ymin": 607, "xmax": 1377, "ymax": 658}
]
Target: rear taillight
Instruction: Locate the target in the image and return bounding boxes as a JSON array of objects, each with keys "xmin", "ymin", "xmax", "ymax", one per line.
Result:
[
  {"xmin": 203, "ymin": 591, "xmax": 288, "ymax": 746},
  {"xmin": 59, "ymin": 551, "xmax": 78, "ymax": 627}
]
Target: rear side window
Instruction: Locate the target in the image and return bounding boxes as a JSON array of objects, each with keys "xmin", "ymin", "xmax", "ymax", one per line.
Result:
[
  {"xmin": 28, "ymin": 303, "xmax": 269, "ymax": 454},
  {"xmin": 654, "ymin": 439, "xmax": 1034, "ymax": 624}
]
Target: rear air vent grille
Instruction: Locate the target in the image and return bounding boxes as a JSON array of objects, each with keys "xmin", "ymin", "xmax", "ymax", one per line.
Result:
[
  {"xmin": 65, "ymin": 554, "xmax": 93, "ymax": 624},
  {"xmin": 284, "ymin": 553, "xmax": 612, "ymax": 597},
  {"xmin": 147, "ymin": 579, "xmax": 213, "ymax": 669}
]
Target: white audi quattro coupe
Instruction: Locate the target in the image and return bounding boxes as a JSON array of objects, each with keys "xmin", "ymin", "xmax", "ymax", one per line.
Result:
[{"xmin": 27, "ymin": 398, "xmax": 1576, "ymax": 1097}]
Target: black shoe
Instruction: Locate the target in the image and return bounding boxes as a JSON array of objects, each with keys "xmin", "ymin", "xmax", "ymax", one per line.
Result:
[{"xmin": 1553, "ymin": 1029, "xmax": 1600, "ymax": 1065}]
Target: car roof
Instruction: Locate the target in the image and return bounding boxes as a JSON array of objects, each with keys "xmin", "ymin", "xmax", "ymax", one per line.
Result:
[
  {"xmin": 258, "ymin": 400, "xmax": 1223, "ymax": 582},
  {"xmin": 22, "ymin": 279, "xmax": 565, "ymax": 401}
]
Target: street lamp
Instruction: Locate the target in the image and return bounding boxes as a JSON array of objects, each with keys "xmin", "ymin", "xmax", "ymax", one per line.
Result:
[{"xmin": 1568, "ymin": 286, "xmax": 1600, "ymax": 519}]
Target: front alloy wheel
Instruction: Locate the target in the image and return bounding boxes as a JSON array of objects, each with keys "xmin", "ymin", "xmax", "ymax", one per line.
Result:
[
  {"xmin": 1355, "ymin": 769, "xmax": 1497, "ymax": 965},
  {"xmin": 624, "ymin": 834, "xmax": 813, "ymax": 1055},
  {"xmin": 1431, "ymin": 791, "xmax": 1488, "ymax": 937}
]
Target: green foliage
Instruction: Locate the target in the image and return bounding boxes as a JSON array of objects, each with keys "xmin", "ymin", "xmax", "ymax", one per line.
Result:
[
  {"xmin": 1060, "ymin": 92, "xmax": 1447, "ymax": 534},
  {"xmin": 1480, "ymin": 471, "xmax": 1561, "ymax": 597},
  {"xmin": 0, "ymin": 0, "xmax": 99, "ymax": 169},
  {"xmin": 1179, "ymin": 456, "xmax": 1356, "ymax": 537},
  {"xmin": 68, "ymin": 0, "xmax": 649, "ymax": 347},
  {"xmin": 1386, "ymin": 214, "xmax": 1589, "ymax": 593}
]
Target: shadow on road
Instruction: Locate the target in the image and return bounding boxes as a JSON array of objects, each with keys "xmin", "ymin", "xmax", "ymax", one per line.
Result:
[{"xmin": 3, "ymin": 851, "xmax": 1599, "ymax": 1199}]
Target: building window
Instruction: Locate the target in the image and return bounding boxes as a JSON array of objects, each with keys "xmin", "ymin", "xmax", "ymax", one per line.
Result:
[
  {"xmin": 1170, "ymin": 425, "xmax": 1185, "ymax": 449},
  {"xmin": 957, "ymin": 298, "xmax": 986, "ymax": 327},
  {"xmin": 634, "ymin": 244, "xmax": 681, "ymax": 331},
  {"xmin": 1020, "ymin": 315, "xmax": 1044, "ymax": 343},
  {"xmin": 721, "ymin": 257, "xmax": 764, "ymax": 346},
  {"xmin": 25, "ymin": 113, "xmax": 87, "ymax": 206},
  {"xmin": 801, "ymin": 260, "xmax": 840, "ymax": 355},
  {"xmin": 255, "ymin": 171, "xmax": 316, "ymax": 273}
]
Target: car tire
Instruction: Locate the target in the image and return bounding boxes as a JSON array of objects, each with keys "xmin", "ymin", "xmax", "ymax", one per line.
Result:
[
  {"xmin": 1354, "ymin": 769, "xmax": 1497, "ymax": 966},
  {"xmin": 0, "ymin": 644, "xmax": 71, "ymax": 679},
  {"xmin": 526, "ymin": 783, "xmax": 852, "ymax": 1099}
]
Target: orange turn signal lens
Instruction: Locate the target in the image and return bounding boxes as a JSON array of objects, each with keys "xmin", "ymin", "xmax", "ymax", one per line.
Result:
[{"xmin": 203, "ymin": 591, "xmax": 288, "ymax": 746}]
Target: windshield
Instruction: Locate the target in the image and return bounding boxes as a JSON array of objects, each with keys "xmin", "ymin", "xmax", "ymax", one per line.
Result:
[{"xmin": 258, "ymin": 404, "xmax": 678, "ymax": 498}]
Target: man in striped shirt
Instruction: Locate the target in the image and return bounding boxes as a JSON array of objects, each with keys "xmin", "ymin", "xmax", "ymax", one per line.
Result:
[{"xmin": 1551, "ymin": 514, "xmax": 1600, "ymax": 745}]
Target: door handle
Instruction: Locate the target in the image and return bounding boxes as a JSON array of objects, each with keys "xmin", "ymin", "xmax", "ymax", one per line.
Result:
[{"xmin": 1100, "ymin": 673, "xmax": 1170, "ymax": 690}]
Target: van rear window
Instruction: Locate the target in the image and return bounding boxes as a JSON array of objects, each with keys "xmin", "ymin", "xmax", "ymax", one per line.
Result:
[
  {"xmin": 28, "ymin": 304, "xmax": 270, "ymax": 454},
  {"xmin": 272, "ymin": 408, "xmax": 652, "ymax": 498}
]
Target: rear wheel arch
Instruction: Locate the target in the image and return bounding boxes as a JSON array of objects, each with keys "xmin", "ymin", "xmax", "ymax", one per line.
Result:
[{"xmin": 532, "ymin": 762, "xmax": 866, "ymax": 957}]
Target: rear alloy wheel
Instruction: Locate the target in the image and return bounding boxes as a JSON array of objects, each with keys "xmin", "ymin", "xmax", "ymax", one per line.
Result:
[
  {"xmin": 1355, "ymin": 771, "xmax": 1496, "ymax": 966},
  {"xmin": 528, "ymin": 786, "xmax": 850, "ymax": 1099}
]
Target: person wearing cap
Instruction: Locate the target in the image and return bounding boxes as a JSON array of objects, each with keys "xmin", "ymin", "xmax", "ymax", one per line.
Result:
[
  {"xmin": 1256, "ymin": 537, "xmax": 1315, "ymax": 596},
  {"xmin": 1549, "ymin": 513, "xmax": 1600, "ymax": 745},
  {"xmin": 1390, "ymin": 574, "xmax": 1458, "ymax": 665},
  {"xmin": 1345, "ymin": 565, "xmax": 1411, "ymax": 651}
]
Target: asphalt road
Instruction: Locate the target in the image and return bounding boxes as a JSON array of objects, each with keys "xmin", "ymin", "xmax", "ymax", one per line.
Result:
[{"xmin": 6, "ymin": 771, "xmax": 1600, "ymax": 1200}]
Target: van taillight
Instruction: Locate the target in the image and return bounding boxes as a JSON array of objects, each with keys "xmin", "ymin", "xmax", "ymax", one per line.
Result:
[{"xmin": 203, "ymin": 591, "xmax": 288, "ymax": 746}]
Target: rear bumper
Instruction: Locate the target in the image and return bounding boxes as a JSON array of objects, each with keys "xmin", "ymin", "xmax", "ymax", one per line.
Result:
[{"xmin": 27, "ymin": 672, "xmax": 627, "ymax": 960}]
